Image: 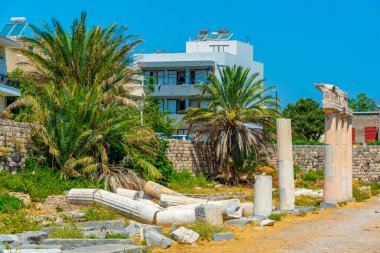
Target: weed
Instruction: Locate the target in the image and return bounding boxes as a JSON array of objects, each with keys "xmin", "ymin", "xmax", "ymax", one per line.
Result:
[
  {"xmin": 49, "ymin": 224, "xmax": 84, "ymax": 239},
  {"xmin": 295, "ymin": 195, "xmax": 322, "ymax": 207},
  {"xmin": 105, "ymin": 231, "xmax": 128, "ymax": 239},
  {"xmin": 167, "ymin": 170, "xmax": 216, "ymax": 192},
  {"xmin": 185, "ymin": 221, "xmax": 227, "ymax": 241},
  {"xmin": 268, "ymin": 213, "xmax": 284, "ymax": 221},
  {"xmin": 55, "ymin": 207, "xmax": 64, "ymax": 213},
  {"xmin": 352, "ymin": 187, "xmax": 371, "ymax": 202},
  {"xmin": 0, "ymin": 210, "xmax": 42, "ymax": 234},
  {"xmin": 0, "ymin": 194, "xmax": 24, "ymax": 212},
  {"xmin": 85, "ymin": 234, "xmax": 99, "ymax": 239},
  {"xmin": 302, "ymin": 169, "xmax": 323, "ymax": 181},
  {"xmin": 82, "ymin": 203, "xmax": 119, "ymax": 221}
]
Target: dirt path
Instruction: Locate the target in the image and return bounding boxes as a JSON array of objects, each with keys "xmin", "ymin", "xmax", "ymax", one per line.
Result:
[{"xmin": 156, "ymin": 195, "xmax": 380, "ymax": 253}]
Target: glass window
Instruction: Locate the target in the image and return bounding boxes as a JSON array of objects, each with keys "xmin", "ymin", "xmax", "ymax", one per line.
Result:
[
  {"xmin": 168, "ymin": 71, "xmax": 176, "ymax": 85},
  {"xmin": 167, "ymin": 100, "xmax": 177, "ymax": 113},
  {"xmin": 177, "ymin": 71, "xmax": 186, "ymax": 85},
  {"xmin": 176, "ymin": 100, "xmax": 186, "ymax": 113},
  {"xmin": 189, "ymin": 100, "xmax": 198, "ymax": 108}
]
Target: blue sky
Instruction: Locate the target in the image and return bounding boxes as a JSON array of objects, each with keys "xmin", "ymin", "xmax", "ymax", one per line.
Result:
[{"xmin": 3, "ymin": 0, "xmax": 380, "ymax": 107}]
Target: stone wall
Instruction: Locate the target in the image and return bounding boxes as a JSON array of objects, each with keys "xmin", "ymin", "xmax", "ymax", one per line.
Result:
[
  {"xmin": 0, "ymin": 119, "xmax": 31, "ymax": 172},
  {"xmin": 166, "ymin": 140, "xmax": 380, "ymax": 182}
]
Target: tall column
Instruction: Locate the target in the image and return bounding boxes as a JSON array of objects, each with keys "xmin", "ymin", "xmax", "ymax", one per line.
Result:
[
  {"xmin": 323, "ymin": 111, "xmax": 338, "ymax": 203},
  {"xmin": 341, "ymin": 118, "xmax": 348, "ymax": 200},
  {"xmin": 335, "ymin": 115, "xmax": 343, "ymax": 201},
  {"xmin": 276, "ymin": 118, "xmax": 295, "ymax": 211},
  {"xmin": 346, "ymin": 118, "xmax": 353, "ymax": 199}
]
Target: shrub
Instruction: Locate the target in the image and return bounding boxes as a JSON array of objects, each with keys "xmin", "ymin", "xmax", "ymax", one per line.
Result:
[
  {"xmin": 0, "ymin": 158, "xmax": 102, "ymax": 202},
  {"xmin": 49, "ymin": 225, "xmax": 84, "ymax": 239},
  {"xmin": 185, "ymin": 221, "xmax": 227, "ymax": 241},
  {"xmin": 293, "ymin": 164, "xmax": 302, "ymax": 180},
  {"xmin": 0, "ymin": 194, "xmax": 24, "ymax": 212},
  {"xmin": 105, "ymin": 231, "xmax": 128, "ymax": 239},
  {"xmin": 268, "ymin": 213, "xmax": 284, "ymax": 221},
  {"xmin": 293, "ymin": 140, "xmax": 323, "ymax": 145},
  {"xmin": 167, "ymin": 170, "xmax": 214, "ymax": 192},
  {"xmin": 0, "ymin": 210, "xmax": 42, "ymax": 234},
  {"xmin": 302, "ymin": 169, "xmax": 323, "ymax": 181},
  {"xmin": 295, "ymin": 195, "xmax": 322, "ymax": 207},
  {"xmin": 353, "ymin": 187, "xmax": 371, "ymax": 202},
  {"xmin": 82, "ymin": 204, "xmax": 119, "ymax": 221}
]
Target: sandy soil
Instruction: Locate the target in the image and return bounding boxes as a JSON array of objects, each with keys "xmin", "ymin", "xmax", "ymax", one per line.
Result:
[{"xmin": 155, "ymin": 195, "xmax": 380, "ymax": 253}]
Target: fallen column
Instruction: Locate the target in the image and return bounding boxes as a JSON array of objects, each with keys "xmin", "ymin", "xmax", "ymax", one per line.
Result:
[
  {"xmin": 160, "ymin": 194, "xmax": 206, "ymax": 207},
  {"xmin": 253, "ymin": 175, "xmax": 272, "ymax": 217},
  {"xmin": 67, "ymin": 189, "xmax": 160, "ymax": 224},
  {"xmin": 155, "ymin": 205, "xmax": 197, "ymax": 226},
  {"xmin": 116, "ymin": 188, "xmax": 139, "ymax": 200},
  {"xmin": 276, "ymin": 118, "xmax": 295, "ymax": 211},
  {"xmin": 143, "ymin": 181, "xmax": 184, "ymax": 200}
]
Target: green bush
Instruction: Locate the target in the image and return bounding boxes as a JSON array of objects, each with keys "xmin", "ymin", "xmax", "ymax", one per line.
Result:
[
  {"xmin": 268, "ymin": 213, "xmax": 284, "ymax": 221},
  {"xmin": 0, "ymin": 210, "xmax": 42, "ymax": 233},
  {"xmin": 302, "ymin": 169, "xmax": 323, "ymax": 181},
  {"xmin": 0, "ymin": 194, "xmax": 24, "ymax": 212},
  {"xmin": 185, "ymin": 221, "xmax": 227, "ymax": 240},
  {"xmin": 167, "ymin": 170, "xmax": 214, "ymax": 192},
  {"xmin": 353, "ymin": 187, "xmax": 371, "ymax": 202},
  {"xmin": 293, "ymin": 140, "xmax": 323, "ymax": 145},
  {"xmin": 366, "ymin": 141, "xmax": 380, "ymax": 145},
  {"xmin": 295, "ymin": 195, "xmax": 322, "ymax": 207},
  {"xmin": 82, "ymin": 203, "xmax": 119, "ymax": 221},
  {"xmin": 0, "ymin": 158, "xmax": 102, "ymax": 202},
  {"xmin": 105, "ymin": 231, "xmax": 128, "ymax": 239},
  {"xmin": 293, "ymin": 164, "xmax": 302, "ymax": 180},
  {"xmin": 49, "ymin": 224, "xmax": 84, "ymax": 239}
]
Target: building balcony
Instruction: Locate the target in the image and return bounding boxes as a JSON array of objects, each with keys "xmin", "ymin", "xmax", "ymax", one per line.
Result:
[
  {"xmin": 0, "ymin": 74, "xmax": 20, "ymax": 96},
  {"xmin": 151, "ymin": 84, "xmax": 203, "ymax": 98}
]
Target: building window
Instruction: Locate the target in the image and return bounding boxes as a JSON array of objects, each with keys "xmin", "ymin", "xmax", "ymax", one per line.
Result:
[
  {"xmin": 28, "ymin": 46, "xmax": 34, "ymax": 53},
  {"xmin": 177, "ymin": 71, "xmax": 186, "ymax": 85},
  {"xmin": 210, "ymin": 45, "xmax": 229, "ymax": 52},
  {"xmin": 176, "ymin": 100, "xmax": 186, "ymax": 113},
  {"xmin": 190, "ymin": 71, "xmax": 196, "ymax": 84},
  {"xmin": 167, "ymin": 99, "xmax": 177, "ymax": 113},
  {"xmin": 189, "ymin": 100, "xmax": 199, "ymax": 108}
]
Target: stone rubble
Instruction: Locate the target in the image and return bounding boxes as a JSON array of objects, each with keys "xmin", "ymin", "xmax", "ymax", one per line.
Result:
[
  {"xmin": 170, "ymin": 226, "xmax": 199, "ymax": 244},
  {"xmin": 212, "ymin": 232, "xmax": 234, "ymax": 242}
]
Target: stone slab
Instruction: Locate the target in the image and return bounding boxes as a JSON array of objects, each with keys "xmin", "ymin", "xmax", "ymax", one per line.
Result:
[
  {"xmin": 143, "ymin": 228, "xmax": 174, "ymax": 249},
  {"xmin": 3, "ymin": 250, "xmax": 60, "ymax": 253},
  {"xmin": 212, "ymin": 232, "xmax": 234, "ymax": 242},
  {"xmin": 170, "ymin": 227, "xmax": 199, "ymax": 244},
  {"xmin": 42, "ymin": 239, "xmax": 134, "ymax": 250},
  {"xmin": 224, "ymin": 218, "xmax": 251, "ymax": 228},
  {"xmin": 261, "ymin": 219, "xmax": 275, "ymax": 226},
  {"xmin": 75, "ymin": 220, "xmax": 125, "ymax": 231},
  {"xmin": 62, "ymin": 244, "xmax": 146, "ymax": 253},
  {"xmin": 194, "ymin": 204, "xmax": 223, "ymax": 225}
]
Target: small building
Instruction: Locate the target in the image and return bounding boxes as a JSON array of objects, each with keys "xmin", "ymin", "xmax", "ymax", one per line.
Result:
[
  {"xmin": 0, "ymin": 36, "xmax": 21, "ymax": 111},
  {"xmin": 133, "ymin": 29, "xmax": 264, "ymax": 134},
  {"xmin": 352, "ymin": 108, "xmax": 380, "ymax": 144}
]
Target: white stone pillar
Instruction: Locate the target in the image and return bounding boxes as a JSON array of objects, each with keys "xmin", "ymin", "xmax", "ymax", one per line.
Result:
[
  {"xmin": 253, "ymin": 175, "xmax": 272, "ymax": 217},
  {"xmin": 276, "ymin": 118, "xmax": 295, "ymax": 211},
  {"xmin": 347, "ymin": 119, "xmax": 353, "ymax": 199},
  {"xmin": 323, "ymin": 111, "xmax": 338, "ymax": 203},
  {"xmin": 335, "ymin": 115, "xmax": 343, "ymax": 201},
  {"xmin": 341, "ymin": 119, "xmax": 348, "ymax": 200}
]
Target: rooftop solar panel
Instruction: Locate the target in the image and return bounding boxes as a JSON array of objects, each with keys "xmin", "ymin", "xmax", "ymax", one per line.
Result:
[
  {"xmin": 0, "ymin": 24, "xmax": 14, "ymax": 36},
  {"xmin": 207, "ymin": 33, "xmax": 221, "ymax": 40},
  {"xmin": 0, "ymin": 23, "xmax": 27, "ymax": 37},
  {"xmin": 194, "ymin": 34, "xmax": 207, "ymax": 41},
  {"xmin": 9, "ymin": 24, "xmax": 27, "ymax": 37},
  {"xmin": 218, "ymin": 33, "xmax": 233, "ymax": 40}
]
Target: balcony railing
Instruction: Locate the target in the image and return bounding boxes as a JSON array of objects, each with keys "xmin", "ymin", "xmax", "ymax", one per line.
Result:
[{"xmin": 0, "ymin": 74, "xmax": 21, "ymax": 90}]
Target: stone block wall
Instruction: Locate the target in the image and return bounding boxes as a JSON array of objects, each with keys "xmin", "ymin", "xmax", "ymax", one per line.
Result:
[
  {"xmin": 166, "ymin": 140, "xmax": 380, "ymax": 182},
  {"xmin": 0, "ymin": 119, "xmax": 31, "ymax": 172}
]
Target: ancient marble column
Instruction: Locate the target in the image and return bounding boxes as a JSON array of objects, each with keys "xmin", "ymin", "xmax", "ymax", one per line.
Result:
[
  {"xmin": 253, "ymin": 175, "xmax": 272, "ymax": 217},
  {"xmin": 323, "ymin": 111, "xmax": 338, "ymax": 203},
  {"xmin": 346, "ymin": 119, "xmax": 353, "ymax": 199},
  {"xmin": 276, "ymin": 118, "xmax": 295, "ymax": 211},
  {"xmin": 341, "ymin": 118, "xmax": 348, "ymax": 201}
]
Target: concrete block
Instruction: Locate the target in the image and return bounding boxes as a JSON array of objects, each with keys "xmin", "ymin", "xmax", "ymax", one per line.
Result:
[
  {"xmin": 19, "ymin": 231, "xmax": 48, "ymax": 244},
  {"xmin": 170, "ymin": 227, "xmax": 199, "ymax": 244},
  {"xmin": 42, "ymin": 239, "xmax": 134, "ymax": 251},
  {"xmin": 224, "ymin": 218, "xmax": 251, "ymax": 228},
  {"xmin": 76, "ymin": 220, "xmax": 125, "ymax": 231},
  {"xmin": 143, "ymin": 229, "xmax": 174, "ymax": 249},
  {"xmin": 261, "ymin": 219, "xmax": 275, "ymax": 226},
  {"xmin": 195, "ymin": 204, "xmax": 223, "ymax": 225},
  {"xmin": 61, "ymin": 244, "xmax": 146, "ymax": 253},
  {"xmin": 212, "ymin": 232, "xmax": 234, "ymax": 242}
]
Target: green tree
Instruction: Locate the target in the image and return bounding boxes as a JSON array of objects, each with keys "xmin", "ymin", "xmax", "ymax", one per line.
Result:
[
  {"xmin": 184, "ymin": 66, "xmax": 278, "ymax": 185},
  {"xmin": 348, "ymin": 93, "xmax": 377, "ymax": 112},
  {"xmin": 7, "ymin": 13, "xmax": 164, "ymax": 190},
  {"xmin": 143, "ymin": 95, "xmax": 174, "ymax": 135},
  {"xmin": 282, "ymin": 98, "xmax": 324, "ymax": 141}
]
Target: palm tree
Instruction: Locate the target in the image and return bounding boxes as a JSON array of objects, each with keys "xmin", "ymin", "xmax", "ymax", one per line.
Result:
[
  {"xmin": 184, "ymin": 65, "xmax": 278, "ymax": 185},
  {"xmin": 7, "ymin": 13, "xmax": 160, "ymax": 191}
]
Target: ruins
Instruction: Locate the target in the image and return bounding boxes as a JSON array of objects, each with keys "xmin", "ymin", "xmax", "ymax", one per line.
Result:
[
  {"xmin": 276, "ymin": 118, "xmax": 296, "ymax": 210},
  {"xmin": 316, "ymin": 84, "xmax": 354, "ymax": 205}
]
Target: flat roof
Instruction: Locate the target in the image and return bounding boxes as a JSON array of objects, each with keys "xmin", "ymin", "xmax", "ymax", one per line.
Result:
[{"xmin": 0, "ymin": 36, "xmax": 21, "ymax": 48}]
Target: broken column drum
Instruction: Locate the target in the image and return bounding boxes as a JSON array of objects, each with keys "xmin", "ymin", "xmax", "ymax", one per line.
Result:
[
  {"xmin": 276, "ymin": 118, "xmax": 295, "ymax": 211},
  {"xmin": 253, "ymin": 175, "xmax": 272, "ymax": 217},
  {"xmin": 316, "ymin": 84, "xmax": 353, "ymax": 204}
]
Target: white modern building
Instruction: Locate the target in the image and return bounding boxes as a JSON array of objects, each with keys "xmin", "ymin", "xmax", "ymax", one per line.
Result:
[
  {"xmin": 134, "ymin": 29, "xmax": 264, "ymax": 134},
  {"xmin": 0, "ymin": 35, "xmax": 21, "ymax": 112}
]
